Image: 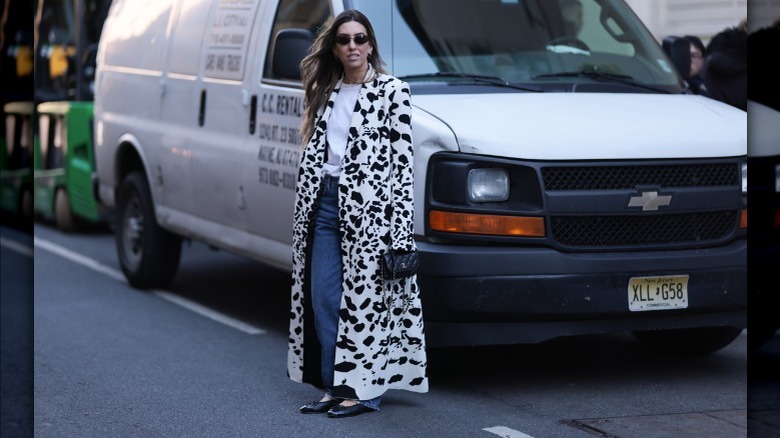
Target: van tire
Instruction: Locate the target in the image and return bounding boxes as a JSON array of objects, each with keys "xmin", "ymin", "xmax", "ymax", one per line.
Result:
[
  {"xmin": 631, "ymin": 326, "xmax": 743, "ymax": 355},
  {"xmin": 55, "ymin": 188, "xmax": 76, "ymax": 232},
  {"xmin": 116, "ymin": 171, "xmax": 181, "ymax": 289}
]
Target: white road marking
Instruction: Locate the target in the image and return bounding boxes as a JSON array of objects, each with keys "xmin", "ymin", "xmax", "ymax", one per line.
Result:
[
  {"xmin": 483, "ymin": 426, "xmax": 535, "ymax": 438},
  {"xmin": 34, "ymin": 236, "xmax": 125, "ymax": 281},
  {"xmin": 33, "ymin": 235, "xmax": 265, "ymax": 335},
  {"xmin": 152, "ymin": 291, "xmax": 265, "ymax": 335},
  {"xmin": 1, "ymin": 235, "xmax": 34, "ymax": 257}
]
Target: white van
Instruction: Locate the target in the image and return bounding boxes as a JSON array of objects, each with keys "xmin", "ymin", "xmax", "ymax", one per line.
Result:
[{"xmin": 94, "ymin": 0, "xmax": 747, "ymax": 354}]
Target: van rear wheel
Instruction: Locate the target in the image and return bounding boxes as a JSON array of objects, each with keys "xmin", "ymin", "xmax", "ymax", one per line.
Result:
[
  {"xmin": 632, "ymin": 326, "xmax": 743, "ymax": 355},
  {"xmin": 116, "ymin": 171, "xmax": 181, "ymax": 288}
]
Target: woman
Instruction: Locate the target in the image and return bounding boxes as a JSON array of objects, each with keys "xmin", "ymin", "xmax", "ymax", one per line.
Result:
[{"xmin": 287, "ymin": 9, "xmax": 428, "ymax": 418}]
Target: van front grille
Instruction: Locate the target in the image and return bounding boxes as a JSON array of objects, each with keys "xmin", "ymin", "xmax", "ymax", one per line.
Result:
[
  {"xmin": 542, "ymin": 163, "xmax": 739, "ymax": 191},
  {"xmin": 541, "ymin": 162, "xmax": 742, "ymax": 249},
  {"xmin": 550, "ymin": 210, "xmax": 738, "ymax": 248}
]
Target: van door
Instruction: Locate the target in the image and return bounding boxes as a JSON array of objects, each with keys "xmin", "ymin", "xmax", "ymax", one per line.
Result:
[
  {"xmin": 189, "ymin": 0, "xmax": 264, "ymax": 246},
  {"xmin": 157, "ymin": 0, "xmax": 215, "ymax": 216},
  {"xmin": 242, "ymin": 0, "xmax": 332, "ymax": 251},
  {"xmin": 95, "ymin": 0, "xmax": 173, "ymax": 213}
]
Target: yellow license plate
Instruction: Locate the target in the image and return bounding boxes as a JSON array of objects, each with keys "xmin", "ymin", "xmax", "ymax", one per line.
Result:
[{"xmin": 628, "ymin": 275, "xmax": 689, "ymax": 312}]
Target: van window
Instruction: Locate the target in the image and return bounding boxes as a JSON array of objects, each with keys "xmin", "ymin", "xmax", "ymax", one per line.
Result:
[
  {"xmin": 263, "ymin": 0, "xmax": 332, "ymax": 81},
  {"xmin": 168, "ymin": 0, "xmax": 213, "ymax": 75},
  {"xmin": 352, "ymin": 0, "xmax": 679, "ymax": 88}
]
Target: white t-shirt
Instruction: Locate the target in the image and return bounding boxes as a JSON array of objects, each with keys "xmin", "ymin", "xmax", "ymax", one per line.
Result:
[{"xmin": 323, "ymin": 82, "xmax": 362, "ymax": 177}]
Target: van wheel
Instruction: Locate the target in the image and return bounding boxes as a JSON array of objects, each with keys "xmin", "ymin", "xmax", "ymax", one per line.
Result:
[
  {"xmin": 55, "ymin": 188, "xmax": 76, "ymax": 232},
  {"xmin": 116, "ymin": 171, "xmax": 181, "ymax": 289},
  {"xmin": 632, "ymin": 326, "xmax": 743, "ymax": 355}
]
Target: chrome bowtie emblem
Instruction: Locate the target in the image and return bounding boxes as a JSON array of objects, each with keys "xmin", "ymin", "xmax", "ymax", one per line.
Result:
[{"xmin": 627, "ymin": 190, "xmax": 672, "ymax": 211}]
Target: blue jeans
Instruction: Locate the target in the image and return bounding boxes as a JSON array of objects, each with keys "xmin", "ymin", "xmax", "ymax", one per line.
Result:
[{"xmin": 311, "ymin": 174, "xmax": 381, "ymax": 410}]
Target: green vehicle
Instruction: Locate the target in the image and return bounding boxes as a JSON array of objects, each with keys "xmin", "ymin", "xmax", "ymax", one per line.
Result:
[
  {"xmin": 34, "ymin": 100, "xmax": 105, "ymax": 230},
  {"xmin": 28, "ymin": 0, "xmax": 112, "ymax": 230},
  {"xmin": 0, "ymin": 0, "xmax": 34, "ymax": 226},
  {"xmin": 1, "ymin": 102, "xmax": 35, "ymax": 224}
]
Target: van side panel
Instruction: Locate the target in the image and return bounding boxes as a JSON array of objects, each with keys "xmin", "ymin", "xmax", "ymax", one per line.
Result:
[
  {"xmin": 155, "ymin": 0, "xmax": 216, "ymax": 217},
  {"xmin": 100, "ymin": 0, "xmax": 171, "ymax": 72},
  {"xmin": 245, "ymin": 3, "xmax": 313, "ymax": 249},
  {"xmin": 95, "ymin": 0, "xmax": 175, "ymax": 205},
  {"xmin": 184, "ymin": 0, "xmax": 265, "ymax": 250}
]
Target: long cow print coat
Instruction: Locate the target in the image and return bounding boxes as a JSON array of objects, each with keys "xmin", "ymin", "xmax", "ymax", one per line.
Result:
[{"xmin": 287, "ymin": 74, "xmax": 429, "ymax": 401}]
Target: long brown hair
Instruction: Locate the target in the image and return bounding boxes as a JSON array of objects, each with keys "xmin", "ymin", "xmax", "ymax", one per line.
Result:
[{"xmin": 299, "ymin": 9, "xmax": 387, "ymax": 145}]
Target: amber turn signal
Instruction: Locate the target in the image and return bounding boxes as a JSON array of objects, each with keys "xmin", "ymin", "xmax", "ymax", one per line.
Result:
[
  {"xmin": 740, "ymin": 209, "xmax": 747, "ymax": 229},
  {"xmin": 429, "ymin": 210, "xmax": 545, "ymax": 237}
]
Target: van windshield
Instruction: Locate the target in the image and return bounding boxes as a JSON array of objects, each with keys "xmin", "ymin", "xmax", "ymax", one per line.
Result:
[{"xmin": 350, "ymin": 0, "xmax": 682, "ymax": 93}]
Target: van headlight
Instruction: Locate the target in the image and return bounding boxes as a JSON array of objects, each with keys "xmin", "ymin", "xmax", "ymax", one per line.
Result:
[
  {"xmin": 468, "ymin": 168, "xmax": 509, "ymax": 202},
  {"xmin": 741, "ymin": 163, "xmax": 747, "ymax": 194}
]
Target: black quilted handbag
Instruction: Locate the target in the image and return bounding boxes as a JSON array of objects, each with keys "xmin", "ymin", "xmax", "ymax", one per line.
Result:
[{"xmin": 380, "ymin": 249, "xmax": 419, "ymax": 280}]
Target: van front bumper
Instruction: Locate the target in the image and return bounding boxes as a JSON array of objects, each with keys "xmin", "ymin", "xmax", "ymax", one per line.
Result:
[{"xmin": 416, "ymin": 240, "xmax": 746, "ymax": 347}]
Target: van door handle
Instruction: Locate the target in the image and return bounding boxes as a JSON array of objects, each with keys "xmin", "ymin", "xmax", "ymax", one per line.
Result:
[
  {"xmin": 198, "ymin": 89, "xmax": 207, "ymax": 127},
  {"xmin": 249, "ymin": 94, "xmax": 257, "ymax": 135}
]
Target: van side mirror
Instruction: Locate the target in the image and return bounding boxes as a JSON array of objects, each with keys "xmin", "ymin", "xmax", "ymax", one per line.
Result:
[
  {"xmin": 272, "ymin": 28, "xmax": 314, "ymax": 81},
  {"xmin": 662, "ymin": 36, "xmax": 691, "ymax": 81}
]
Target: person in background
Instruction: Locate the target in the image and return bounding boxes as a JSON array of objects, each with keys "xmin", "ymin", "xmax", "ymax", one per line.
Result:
[
  {"xmin": 683, "ymin": 35, "xmax": 707, "ymax": 95},
  {"xmin": 701, "ymin": 24, "xmax": 747, "ymax": 111},
  {"xmin": 561, "ymin": 0, "xmax": 584, "ymax": 37},
  {"xmin": 287, "ymin": 9, "xmax": 429, "ymax": 419}
]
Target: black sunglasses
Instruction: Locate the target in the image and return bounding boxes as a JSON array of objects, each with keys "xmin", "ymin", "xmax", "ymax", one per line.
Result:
[{"xmin": 335, "ymin": 33, "xmax": 369, "ymax": 46}]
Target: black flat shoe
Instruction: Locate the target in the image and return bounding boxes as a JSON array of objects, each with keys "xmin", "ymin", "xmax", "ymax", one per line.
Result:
[
  {"xmin": 299, "ymin": 399, "xmax": 341, "ymax": 414},
  {"xmin": 326, "ymin": 403, "xmax": 376, "ymax": 418}
]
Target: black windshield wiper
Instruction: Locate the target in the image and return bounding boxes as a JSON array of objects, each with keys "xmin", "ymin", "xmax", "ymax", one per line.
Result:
[
  {"xmin": 532, "ymin": 70, "xmax": 669, "ymax": 94},
  {"xmin": 399, "ymin": 72, "xmax": 542, "ymax": 92}
]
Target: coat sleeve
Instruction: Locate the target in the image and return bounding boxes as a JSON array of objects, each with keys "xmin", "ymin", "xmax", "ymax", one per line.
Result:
[{"xmin": 388, "ymin": 79, "xmax": 416, "ymax": 251}]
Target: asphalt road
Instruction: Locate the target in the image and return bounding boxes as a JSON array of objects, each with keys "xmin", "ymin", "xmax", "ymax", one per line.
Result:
[
  {"xmin": 1, "ymin": 222, "xmax": 33, "ymax": 437},
  {"xmin": 1, "ymin": 218, "xmax": 778, "ymax": 437}
]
